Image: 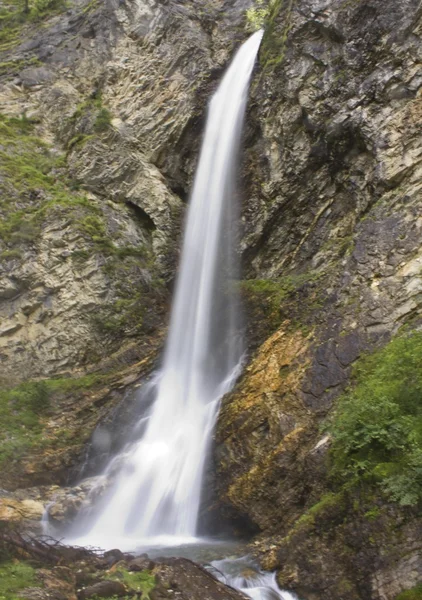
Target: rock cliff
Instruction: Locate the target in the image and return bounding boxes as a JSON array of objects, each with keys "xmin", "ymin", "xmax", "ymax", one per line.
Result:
[{"xmin": 0, "ymin": 0, "xmax": 422, "ymax": 599}]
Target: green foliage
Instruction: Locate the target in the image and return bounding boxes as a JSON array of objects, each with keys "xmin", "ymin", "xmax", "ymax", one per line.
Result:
[
  {"xmin": 0, "ymin": 57, "xmax": 41, "ymax": 77},
  {"xmin": 106, "ymin": 567, "xmax": 156, "ymax": 599},
  {"xmin": 328, "ymin": 332, "xmax": 422, "ymax": 507},
  {"xmin": 245, "ymin": 0, "xmax": 271, "ymax": 31},
  {"xmin": 0, "ymin": 375, "xmax": 101, "ymax": 468},
  {"xmin": 239, "ymin": 273, "xmax": 316, "ymax": 328},
  {"xmin": 0, "ymin": 249, "xmax": 22, "ymax": 260},
  {"xmin": 259, "ymin": 0, "xmax": 295, "ymax": 69},
  {"xmin": 292, "ymin": 492, "xmax": 344, "ymax": 532},
  {"xmin": 93, "ymin": 107, "xmax": 112, "ymax": 133},
  {"xmin": 0, "ymin": 381, "xmax": 49, "ymax": 466},
  {"xmin": 0, "ymin": 0, "xmax": 67, "ymax": 53},
  {"xmin": 67, "ymin": 93, "xmax": 113, "ymax": 145},
  {"xmin": 0, "ymin": 112, "xmax": 113, "ymax": 256},
  {"xmin": 395, "ymin": 585, "xmax": 422, "ymax": 600},
  {"xmin": 0, "ymin": 561, "xmax": 37, "ymax": 600}
]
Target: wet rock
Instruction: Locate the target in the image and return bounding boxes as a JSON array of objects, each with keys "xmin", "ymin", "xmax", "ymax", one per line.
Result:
[
  {"xmin": 128, "ymin": 555, "xmax": 155, "ymax": 571},
  {"xmin": 103, "ymin": 549, "xmax": 126, "ymax": 567},
  {"xmin": 152, "ymin": 558, "xmax": 246, "ymax": 600},
  {"xmin": 78, "ymin": 580, "xmax": 127, "ymax": 600}
]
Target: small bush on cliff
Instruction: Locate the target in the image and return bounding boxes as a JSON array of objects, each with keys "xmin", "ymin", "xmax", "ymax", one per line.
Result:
[{"xmin": 328, "ymin": 331, "xmax": 422, "ymax": 506}]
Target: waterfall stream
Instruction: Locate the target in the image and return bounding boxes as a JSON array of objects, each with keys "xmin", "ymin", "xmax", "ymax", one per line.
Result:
[{"xmin": 61, "ymin": 29, "xmax": 298, "ymax": 600}]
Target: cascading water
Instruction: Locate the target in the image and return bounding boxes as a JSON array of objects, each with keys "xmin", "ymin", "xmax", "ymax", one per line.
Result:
[
  {"xmin": 210, "ymin": 557, "xmax": 299, "ymax": 600},
  {"xmin": 67, "ymin": 30, "xmax": 264, "ymax": 551}
]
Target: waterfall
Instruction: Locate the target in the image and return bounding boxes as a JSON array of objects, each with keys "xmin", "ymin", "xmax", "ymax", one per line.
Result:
[{"xmin": 68, "ymin": 30, "xmax": 263, "ymax": 551}]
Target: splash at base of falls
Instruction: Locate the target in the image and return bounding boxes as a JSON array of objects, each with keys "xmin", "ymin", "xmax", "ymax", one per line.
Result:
[{"xmin": 210, "ymin": 557, "xmax": 300, "ymax": 600}]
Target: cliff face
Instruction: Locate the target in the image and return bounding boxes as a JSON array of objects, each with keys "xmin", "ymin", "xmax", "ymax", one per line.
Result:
[
  {"xmin": 0, "ymin": 0, "xmax": 251, "ymax": 485},
  {"xmin": 215, "ymin": 1, "xmax": 422, "ymax": 598},
  {"xmin": 1, "ymin": 0, "xmax": 422, "ymax": 598}
]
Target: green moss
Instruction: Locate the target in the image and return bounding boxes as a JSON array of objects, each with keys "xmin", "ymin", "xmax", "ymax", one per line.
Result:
[
  {"xmin": 364, "ymin": 506, "xmax": 381, "ymax": 521},
  {"xmin": 0, "ymin": 112, "xmax": 111, "ymax": 251},
  {"xmin": 245, "ymin": 0, "xmax": 271, "ymax": 31},
  {"xmin": 66, "ymin": 93, "xmax": 113, "ymax": 147},
  {"xmin": 0, "ymin": 0, "xmax": 67, "ymax": 53},
  {"xmin": 106, "ymin": 567, "xmax": 155, "ymax": 599},
  {"xmin": 0, "ymin": 375, "xmax": 102, "ymax": 468},
  {"xmin": 93, "ymin": 107, "xmax": 112, "ymax": 132},
  {"xmin": 259, "ymin": 0, "xmax": 295, "ymax": 69},
  {"xmin": 0, "ymin": 56, "xmax": 41, "ymax": 77},
  {"xmin": 328, "ymin": 331, "xmax": 422, "ymax": 507},
  {"xmin": 239, "ymin": 273, "xmax": 317, "ymax": 328},
  {"xmin": 0, "ymin": 249, "xmax": 22, "ymax": 261},
  {"xmin": 395, "ymin": 585, "xmax": 422, "ymax": 600},
  {"xmin": 0, "ymin": 561, "xmax": 38, "ymax": 600},
  {"xmin": 292, "ymin": 491, "xmax": 345, "ymax": 532}
]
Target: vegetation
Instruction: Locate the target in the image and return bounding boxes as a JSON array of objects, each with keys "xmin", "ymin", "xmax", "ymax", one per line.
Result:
[
  {"xmin": 93, "ymin": 250, "xmax": 165, "ymax": 338},
  {"xmin": 328, "ymin": 331, "xmax": 422, "ymax": 507},
  {"xmin": 0, "ymin": 112, "xmax": 101, "ymax": 252},
  {"xmin": 67, "ymin": 92, "xmax": 113, "ymax": 145},
  {"xmin": 106, "ymin": 566, "xmax": 156, "ymax": 599},
  {"xmin": 395, "ymin": 585, "xmax": 422, "ymax": 600},
  {"xmin": 291, "ymin": 491, "xmax": 345, "ymax": 533},
  {"xmin": 245, "ymin": 0, "xmax": 272, "ymax": 31},
  {"xmin": 0, "ymin": 561, "xmax": 37, "ymax": 600},
  {"xmin": 0, "ymin": 112, "xmax": 133, "ymax": 263},
  {"xmin": 0, "ymin": 0, "xmax": 67, "ymax": 53},
  {"xmin": 0, "ymin": 375, "xmax": 101, "ymax": 468},
  {"xmin": 245, "ymin": 0, "xmax": 295, "ymax": 69},
  {"xmin": 239, "ymin": 273, "xmax": 319, "ymax": 331}
]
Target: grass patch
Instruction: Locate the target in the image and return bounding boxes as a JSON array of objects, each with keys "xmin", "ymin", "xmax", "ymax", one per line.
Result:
[
  {"xmin": 93, "ymin": 107, "xmax": 112, "ymax": 133},
  {"xmin": 0, "ymin": 0, "xmax": 68, "ymax": 53},
  {"xmin": 93, "ymin": 252, "xmax": 165, "ymax": 338},
  {"xmin": 66, "ymin": 93, "xmax": 113, "ymax": 147},
  {"xmin": 106, "ymin": 567, "xmax": 155, "ymax": 599},
  {"xmin": 239, "ymin": 273, "xmax": 316, "ymax": 327},
  {"xmin": 0, "ymin": 375, "xmax": 101, "ymax": 468},
  {"xmin": 395, "ymin": 585, "xmax": 422, "ymax": 600},
  {"xmin": 245, "ymin": 0, "xmax": 271, "ymax": 31},
  {"xmin": 0, "ymin": 113, "xmax": 100, "ymax": 250},
  {"xmin": 0, "ymin": 112, "xmax": 119, "ymax": 257},
  {"xmin": 0, "ymin": 57, "xmax": 41, "ymax": 77},
  {"xmin": 328, "ymin": 331, "xmax": 422, "ymax": 507},
  {"xmin": 0, "ymin": 561, "xmax": 38, "ymax": 599}
]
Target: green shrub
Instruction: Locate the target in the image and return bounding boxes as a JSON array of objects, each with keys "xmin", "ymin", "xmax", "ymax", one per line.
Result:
[
  {"xmin": 93, "ymin": 107, "xmax": 112, "ymax": 133},
  {"xmin": 395, "ymin": 585, "xmax": 422, "ymax": 600},
  {"xmin": 328, "ymin": 332, "xmax": 422, "ymax": 506},
  {"xmin": 106, "ymin": 567, "xmax": 155, "ymax": 599},
  {"xmin": 0, "ymin": 112, "xmax": 108, "ymax": 250}
]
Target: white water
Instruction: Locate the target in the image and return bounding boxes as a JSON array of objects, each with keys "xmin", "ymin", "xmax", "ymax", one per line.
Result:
[
  {"xmin": 210, "ymin": 557, "xmax": 299, "ymax": 600},
  {"xmin": 67, "ymin": 30, "xmax": 263, "ymax": 551}
]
